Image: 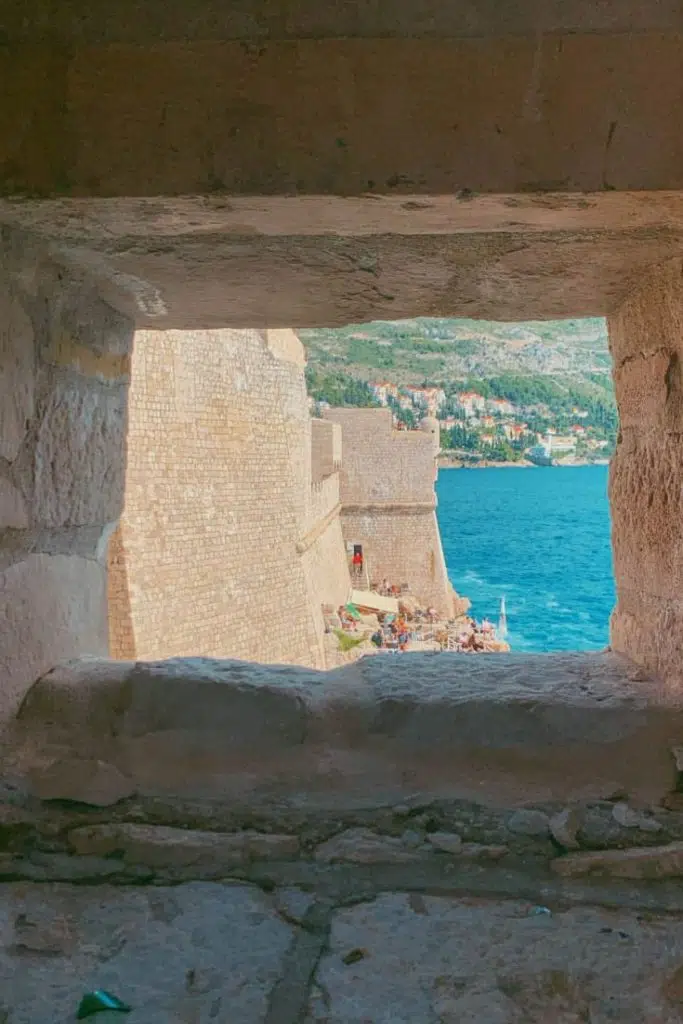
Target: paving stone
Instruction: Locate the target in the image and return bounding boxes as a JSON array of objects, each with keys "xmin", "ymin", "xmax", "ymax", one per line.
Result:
[
  {"xmin": 307, "ymin": 893, "xmax": 683, "ymax": 1022},
  {"xmin": 28, "ymin": 758, "xmax": 135, "ymax": 807},
  {"xmin": 274, "ymin": 887, "xmax": 316, "ymax": 925},
  {"xmin": 68, "ymin": 824, "xmax": 299, "ymax": 869},
  {"xmin": 314, "ymin": 829, "xmax": 423, "ymax": 864},
  {"xmin": 0, "ymin": 881, "xmax": 293, "ymax": 1023},
  {"xmin": 552, "ymin": 842, "xmax": 683, "ymax": 880}
]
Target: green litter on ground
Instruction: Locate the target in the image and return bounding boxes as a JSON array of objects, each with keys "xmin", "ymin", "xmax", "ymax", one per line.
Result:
[{"xmin": 76, "ymin": 991, "xmax": 132, "ymax": 1018}]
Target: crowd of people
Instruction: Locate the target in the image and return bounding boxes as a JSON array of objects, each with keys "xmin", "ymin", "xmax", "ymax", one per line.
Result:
[
  {"xmin": 434, "ymin": 616, "xmax": 499, "ymax": 652},
  {"xmin": 329, "ymin": 582, "xmax": 505, "ymax": 656}
]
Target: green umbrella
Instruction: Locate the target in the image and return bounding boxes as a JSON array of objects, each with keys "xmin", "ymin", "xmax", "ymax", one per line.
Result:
[
  {"xmin": 344, "ymin": 603, "xmax": 361, "ymax": 620},
  {"xmin": 77, "ymin": 991, "xmax": 132, "ymax": 1019}
]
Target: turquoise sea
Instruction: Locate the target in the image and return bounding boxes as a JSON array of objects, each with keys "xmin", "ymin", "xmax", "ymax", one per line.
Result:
[{"xmin": 436, "ymin": 464, "xmax": 615, "ymax": 653}]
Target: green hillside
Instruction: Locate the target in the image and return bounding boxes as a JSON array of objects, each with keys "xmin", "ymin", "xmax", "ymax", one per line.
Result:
[
  {"xmin": 301, "ymin": 318, "xmax": 617, "ymax": 464},
  {"xmin": 300, "ymin": 317, "xmax": 611, "ymax": 381}
]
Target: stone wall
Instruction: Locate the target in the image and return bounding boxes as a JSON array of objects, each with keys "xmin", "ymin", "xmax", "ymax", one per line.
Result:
[
  {"xmin": 0, "ymin": 231, "xmax": 133, "ymax": 721},
  {"xmin": 608, "ymin": 259, "xmax": 683, "ymax": 685},
  {"xmin": 5, "ymin": 14, "xmax": 683, "ymax": 199},
  {"xmin": 323, "ymin": 408, "xmax": 452, "ymax": 614},
  {"xmin": 108, "ymin": 327, "xmax": 350, "ymax": 668},
  {"xmin": 311, "ymin": 418, "xmax": 341, "ymax": 483}
]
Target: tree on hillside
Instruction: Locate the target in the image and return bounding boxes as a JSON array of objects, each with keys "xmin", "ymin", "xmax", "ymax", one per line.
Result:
[{"xmin": 305, "ymin": 368, "xmax": 380, "ymax": 408}]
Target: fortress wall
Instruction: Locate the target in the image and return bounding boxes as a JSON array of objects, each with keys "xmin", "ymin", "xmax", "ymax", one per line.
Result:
[
  {"xmin": 340, "ymin": 508, "xmax": 450, "ymax": 612},
  {"xmin": 305, "ymin": 473, "xmax": 340, "ymax": 535},
  {"xmin": 323, "ymin": 408, "xmax": 452, "ymax": 614},
  {"xmin": 108, "ymin": 327, "xmax": 327, "ymax": 668},
  {"xmin": 323, "ymin": 408, "xmax": 437, "ymax": 505},
  {"xmin": 311, "ymin": 419, "xmax": 341, "ymax": 483},
  {"xmin": 300, "ymin": 513, "xmax": 351, "ymax": 619}
]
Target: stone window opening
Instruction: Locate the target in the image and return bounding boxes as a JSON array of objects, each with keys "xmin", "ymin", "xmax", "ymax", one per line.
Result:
[{"xmin": 3, "ymin": 13, "xmax": 683, "ymax": 1012}]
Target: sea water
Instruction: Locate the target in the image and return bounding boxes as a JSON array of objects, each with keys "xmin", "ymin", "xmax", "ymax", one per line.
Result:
[{"xmin": 436, "ymin": 464, "xmax": 615, "ymax": 652}]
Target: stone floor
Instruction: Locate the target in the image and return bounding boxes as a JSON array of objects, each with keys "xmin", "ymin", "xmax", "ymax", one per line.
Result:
[{"xmin": 3, "ymin": 880, "xmax": 683, "ymax": 1023}]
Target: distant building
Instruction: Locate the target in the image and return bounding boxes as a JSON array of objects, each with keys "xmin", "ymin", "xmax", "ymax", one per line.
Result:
[
  {"xmin": 406, "ymin": 386, "xmax": 446, "ymax": 415},
  {"xmin": 488, "ymin": 397, "xmax": 516, "ymax": 416},
  {"xmin": 368, "ymin": 381, "xmax": 399, "ymax": 406},
  {"xmin": 456, "ymin": 391, "xmax": 487, "ymax": 417},
  {"xmin": 503, "ymin": 422, "xmax": 528, "ymax": 441},
  {"xmin": 547, "ymin": 431, "xmax": 576, "ymax": 454}
]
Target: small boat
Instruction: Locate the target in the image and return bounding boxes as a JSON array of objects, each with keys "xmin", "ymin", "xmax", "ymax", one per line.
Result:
[{"xmin": 498, "ymin": 596, "xmax": 508, "ymax": 640}]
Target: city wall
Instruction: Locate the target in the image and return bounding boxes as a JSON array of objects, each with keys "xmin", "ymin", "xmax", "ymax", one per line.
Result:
[
  {"xmin": 323, "ymin": 408, "xmax": 453, "ymax": 616},
  {"xmin": 108, "ymin": 328, "xmax": 350, "ymax": 669}
]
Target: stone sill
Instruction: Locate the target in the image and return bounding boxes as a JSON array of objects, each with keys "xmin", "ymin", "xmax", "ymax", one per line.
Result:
[{"xmin": 9, "ymin": 651, "xmax": 682, "ymax": 813}]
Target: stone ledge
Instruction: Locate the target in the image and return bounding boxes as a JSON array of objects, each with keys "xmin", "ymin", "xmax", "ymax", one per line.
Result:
[{"xmin": 10, "ymin": 652, "xmax": 683, "ymax": 810}]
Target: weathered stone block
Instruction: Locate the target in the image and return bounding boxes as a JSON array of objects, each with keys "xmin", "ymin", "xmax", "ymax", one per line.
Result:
[
  {"xmin": 122, "ymin": 658, "xmax": 310, "ymax": 745},
  {"xmin": 549, "ymin": 807, "xmax": 582, "ymax": 850},
  {"xmin": 426, "ymin": 831, "xmax": 462, "ymax": 854},
  {"xmin": 0, "ymin": 477, "xmax": 28, "ymax": 528},
  {"xmin": 507, "ymin": 809, "xmax": 550, "ymax": 837},
  {"xmin": 611, "ymin": 590, "xmax": 683, "ymax": 683},
  {"xmin": 612, "ymin": 801, "xmax": 662, "ymax": 831},
  {"xmin": 612, "ymin": 348, "xmax": 671, "ymax": 429},
  {"xmin": 68, "ymin": 823, "xmax": 299, "ymax": 868},
  {"xmin": 15, "ymin": 652, "xmax": 683, "ymax": 810},
  {"xmin": 610, "ymin": 431, "xmax": 683, "ymax": 600},
  {"xmin": 0, "ymin": 283, "xmax": 34, "ymax": 462},
  {"xmin": 28, "ymin": 757, "xmax": 135, "ymax": 806},
  {"xmin": 17, "ymin": 657, "xmax": 135, "ymax": 737},
  {"xmin": 314, "ymin": 828, "xmax": 422, "ymax": 864},
  {"xmin": 0, "ymin": 555, "xmax": 108, "ymax": 721},
  {"xmin": 608, "ymin": 258, "xmax": 683, "ymax": 364},
  {"xmin": 29, "ymin": 371, "xmax": 128, "ymax": 527},
  {"xmin": 552, "ymin": 842, "xmax": 683, "ymax": 879}
]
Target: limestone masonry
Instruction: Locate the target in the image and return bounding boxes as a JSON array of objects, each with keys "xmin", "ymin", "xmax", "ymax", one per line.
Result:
[
  {"xmin": 108, "ymin": 329, "xmax": 451, "ymax": 667},
  {"xmin": 324, "ymin": 408, "xmax": 454, "ymax": 616},
  {"xmin": 109, "ymin": 328, "xmax": 349, "ymax": 668}
]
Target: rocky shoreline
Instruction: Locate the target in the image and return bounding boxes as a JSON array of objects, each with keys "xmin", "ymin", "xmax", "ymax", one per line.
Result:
[{"xmin": 438, "ymin": 456, "xmax": 610, "ymax": 469}]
